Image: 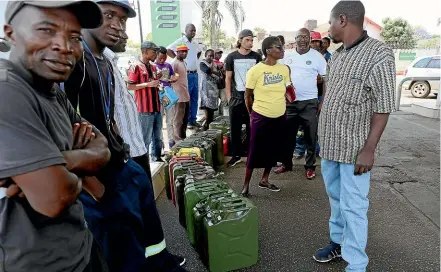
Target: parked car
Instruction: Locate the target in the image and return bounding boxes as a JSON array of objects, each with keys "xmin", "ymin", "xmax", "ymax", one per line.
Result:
[{"xmin": 403, "ymin": 55, "xmax": 440, "ymax": 98}]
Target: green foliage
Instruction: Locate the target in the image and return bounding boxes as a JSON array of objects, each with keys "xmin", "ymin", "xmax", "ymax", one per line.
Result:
[
  {"xmin": 127, "ymin": 39, "xmax": 140, "ymax": 49},
  {"xmin": 203, "ymin": 24, "xmax": 235, "ymax": 50},
  {"xmin": 199, "ymin": 0, "xmax": 244, "ymax": 48},
  {"xmin": 381, "ymin": 18, "xmax": 417, "ymax": 49},
  {"xmin": 418, "ymin": 36, "xmax": 440, "ymax": 49},
  {"xmin": 253, "ymin": 27, "xmax": 266, "ymax": 34}
]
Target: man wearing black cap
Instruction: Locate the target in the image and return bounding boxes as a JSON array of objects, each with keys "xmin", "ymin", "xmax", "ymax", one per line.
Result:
[
  {"xmin": 224, "ymin": 29, "xmax": 262, "ymax": 167},
  {"xmin": 127, "ymin": 41, "xmax": 164, "ymax": 163},
  {"xmin": 63, "ymin": 1, "xmax": 185, "ymax": 271},
  {"xmin": 0, "ymin": 1, "xmax": 109, "ymax": 271}
]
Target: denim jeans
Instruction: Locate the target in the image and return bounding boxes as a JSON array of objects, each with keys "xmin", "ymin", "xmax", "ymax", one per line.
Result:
[
  {"xmin": 187, "ymin": 73, "xmax": 199, "ymax": 124},
  {"xmin": 139, "ymin": 112, "xmax": 163, "ymax": 161},
  {"xmin": 321, "ymin": 159, "xmax": 371, "ymax": 272}
]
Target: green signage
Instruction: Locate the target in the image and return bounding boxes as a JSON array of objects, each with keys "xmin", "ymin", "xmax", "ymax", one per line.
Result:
[
  {"xmin": 150, "ymin": 0, "xmax": 181, "ymax": 47},
  {"xmin": 399, "ymin": 52, "xmax": 417, "ymax": 61}
]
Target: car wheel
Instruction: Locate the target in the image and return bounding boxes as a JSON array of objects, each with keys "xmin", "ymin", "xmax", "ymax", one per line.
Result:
[{"xmin": 411, "ymin": 81, "xmax": 431, "ymax": 98}]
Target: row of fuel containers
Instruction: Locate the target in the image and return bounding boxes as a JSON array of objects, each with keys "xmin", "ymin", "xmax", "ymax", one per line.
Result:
[{"xmin": 163, "ymin": 122, "xmax": 258, "ymax": 272}]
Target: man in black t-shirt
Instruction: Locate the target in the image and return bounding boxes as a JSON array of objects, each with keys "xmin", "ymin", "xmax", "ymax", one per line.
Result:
[
  {"xmin": 0, "ymin": 1, "xmax": 109, "ymax": 271},
  {"xmin": 225, "ymin": 29, "xmax": 262, "ymax": 167},
  {"xmin": 64, "ymin": 1, "xmax": 185, "ymax": 271}
]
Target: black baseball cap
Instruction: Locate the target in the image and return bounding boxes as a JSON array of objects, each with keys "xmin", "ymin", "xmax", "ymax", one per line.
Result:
[
  {"xmin": 94, "ymin": 0, "xmax": 136, "ymax": 18},
  {"xmin": 5, "ymin": 1, "xmax": 103, "ymax": 29},
  {"xmin": 141, "ymin": 41, "xmax": 159, "ymax": 51},
  {"xmin": 238, "ymin": 29, "xmax": 256, "ymax": 39}
]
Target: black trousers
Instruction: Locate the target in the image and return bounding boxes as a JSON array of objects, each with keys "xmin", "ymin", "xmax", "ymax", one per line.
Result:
[
  {"xmin": 133, "ymin": 153, "xmax": 152, "ymax": 183},
  {"xmin": 229, "ymin": 99, "xmax": 250, "ymax": 157},
  {"xmin": 203, "ymin": 108, "xmax": 216, "ymax": 130},
  {"xmin": 282, "ymin": 98, "xmax": 318, "ymax": 171}
]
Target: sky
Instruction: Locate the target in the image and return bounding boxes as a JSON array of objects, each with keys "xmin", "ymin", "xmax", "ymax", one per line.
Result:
[{"xmin": 126, "ymin": 0, "xmax": 441, "ymax": 43}]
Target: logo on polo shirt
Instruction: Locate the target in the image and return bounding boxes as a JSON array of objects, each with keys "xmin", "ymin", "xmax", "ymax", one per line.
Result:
[{"xmin": 306, "ymin": 60, "xmax": 312, "ymax": 65}]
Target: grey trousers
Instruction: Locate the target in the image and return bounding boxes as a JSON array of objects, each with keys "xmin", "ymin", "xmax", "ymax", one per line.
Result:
[{"xmin": 282, "ymin": 98, "xmax": 318, "ymax": 171}]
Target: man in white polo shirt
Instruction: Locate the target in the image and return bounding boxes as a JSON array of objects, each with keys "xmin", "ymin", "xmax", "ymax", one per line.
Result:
[
  {"xmin": 275, "ymin": 28, "xmax": 326, "ymax": 180},
  {"xmin": 167, "ymin": 23, "xmax": 202, "ymax": 129}
]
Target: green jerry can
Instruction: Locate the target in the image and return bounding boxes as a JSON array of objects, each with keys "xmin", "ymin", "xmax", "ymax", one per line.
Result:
[
  {"xmin": 170, "ymin": 162, "xmax": 211, "ymax": 205},
  {"xmin": 175, "ymin": 174, "xmax": 220, "ymax": 228},
  {"xmin": 189, "ymin": 132, "xmax": 221, "ymax": 168},
  {"xmin": 208, "ymin": 119, "xmax": 230, "ymax": 136},
  {"xmin": 202, "ymin": 200, "xmax": 258, "ymax": 272},
  {"xmin": 213, "ymin": 116, "xmax": 230, "ymax": 123},
  {"xmin": 166, "ymin": 157, "xmax": 206, "ymax": 200},
  {"xmin": 204, "ymin": 129, "xmax": 224, "ymax": 166},
  {"xmin": 172, "ymin": 165, "xmax": 214, "ymax": 205},
  {"xmin": 184, "ymin": 186, "xmax": 231, "ymax": 245},
  {"xmin": 187, "ymin": 138, "xmax": 214, "ymax": 167},
  {"xmin": 193, "ymin": 194, "xmax": 243, "ymax": 255}
]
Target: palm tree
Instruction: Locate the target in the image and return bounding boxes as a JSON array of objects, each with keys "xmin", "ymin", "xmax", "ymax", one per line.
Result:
[{"xmin": 199, "ymin": 0, "xmax": 245, "ymax": 48}]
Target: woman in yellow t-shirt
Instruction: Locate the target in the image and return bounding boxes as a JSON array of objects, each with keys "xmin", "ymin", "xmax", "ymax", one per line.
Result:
[{"xmin": 241, "ymin": 36, "xmax": 292, "ymax": 196}]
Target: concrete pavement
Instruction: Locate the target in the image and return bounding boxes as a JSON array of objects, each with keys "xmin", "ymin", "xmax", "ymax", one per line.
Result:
[{"xmin": 156, "ymin": 112, "xmax": 440, "ymax": 272}]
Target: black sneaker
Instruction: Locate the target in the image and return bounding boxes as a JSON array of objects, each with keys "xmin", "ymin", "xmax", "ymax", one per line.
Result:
[
  {"xmin": 313, "ymin": 241, "xmax": 342, "ymax": 263},
  {"xmin": 227, "ymin": 156, "xmax": 242, "ymax": 167}
]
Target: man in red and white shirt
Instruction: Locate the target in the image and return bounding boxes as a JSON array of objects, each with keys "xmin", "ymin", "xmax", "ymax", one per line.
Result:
[{"xmin": 127, "ymin": 41, "xmax": 163, "ymax": 162}]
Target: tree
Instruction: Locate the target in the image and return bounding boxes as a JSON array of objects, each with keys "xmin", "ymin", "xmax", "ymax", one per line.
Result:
[
  {"xmin": 418, "ymin": 36, "xmax": 440, "ymax": 49},
  {"xmin": 199, "ymin": 0, "xmax": 245, "ymax": 48},
  {"xmin": 380, "ymin": 18, "xmax": 417, "ymax": 49},
  {"xmin": 145, "ymin": 32, "xmax": 152, "ymax": 41},
  {"xmin": 203, "ymin": 24, "xmax": 235, "ymax": 50},
  {"xmin": 127, "ymin": 40, "xmax": 140, "ymax": 49},
  {"xmin": 413, "ymin": 25, "xmax": 432, "ymax": 40},
  {"xmin": 253, "ymin": 27, "xmax": 266, "ymax": 34}
]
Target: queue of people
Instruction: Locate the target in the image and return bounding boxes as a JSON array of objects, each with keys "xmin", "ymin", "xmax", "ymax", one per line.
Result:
[{"xmin": 0, "ymin": 1, "xmax": 396, "ymax": 272}]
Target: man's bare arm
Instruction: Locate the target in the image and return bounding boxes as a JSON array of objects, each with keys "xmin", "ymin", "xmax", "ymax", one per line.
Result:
[
  {"xmin": 245, "ymin": 88, "xmax": 254, "ymax": 115},
  {"xmin": 167, "ymin": 49, "xmax": 176, "ymax": 59},
  {"xmin": 12, "ymin": 166, "xmax": 82, "ymax": 217},
  {"xmin": 355, "ymin": 113, "xmax": 390, "ymax": 175},
  {"xmin": 225, "ymin": 71, "xmax": 233, "ymax": 100},
  {"xmin": 63, "ymin": 132, "xmax": 111, "ymax": 175},
  {"xmin": 127, "ymin": 81, "xmax": 159, "ymax": 91}
]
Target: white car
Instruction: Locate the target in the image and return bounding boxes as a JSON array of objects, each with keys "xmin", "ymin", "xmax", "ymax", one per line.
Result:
[{"xmin": 403, "ymin": 55, "xmax": 440, "ymax": 98}]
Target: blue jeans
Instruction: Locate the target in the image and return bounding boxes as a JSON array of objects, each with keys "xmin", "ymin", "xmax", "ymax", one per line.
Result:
[
  {"xmin": 295, "ymin": 128, "xmax": 320, "ymax": 155},
  {"xmin": 321, "ymin": 159, "xmax": 371, "ymax": 272},
  {"xmin": 139, "ymin": 112, "xmax": 163, "ymax": 160},
  {"xmin": 187, "ymin": 73, "xmax": 199, "ymax": 124},
  {"xmin": 80, "ymin": 159, "xmax": 165, "ymax": 271}
]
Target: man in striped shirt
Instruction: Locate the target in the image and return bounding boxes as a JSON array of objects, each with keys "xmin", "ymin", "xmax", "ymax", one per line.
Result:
[
  {"xmin": 128, "ymin": 41, "xmax": 164, "ymax": 162},
  {"xmin": 314, "ymin": 1, "xmax": 396, "ymax": 271},
  {"xmin": 103, "ymin": 30, "xmax": 152, "ymax": 180}
]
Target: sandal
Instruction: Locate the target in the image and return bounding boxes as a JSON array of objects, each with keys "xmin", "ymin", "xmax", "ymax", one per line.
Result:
[
  {"xmin": 241, "ymin": 191, "xmax": 250, "ymax": 198},
  {"xmin": 258, "ymin": 183, "xmax": 281, "ymax": 192}
]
